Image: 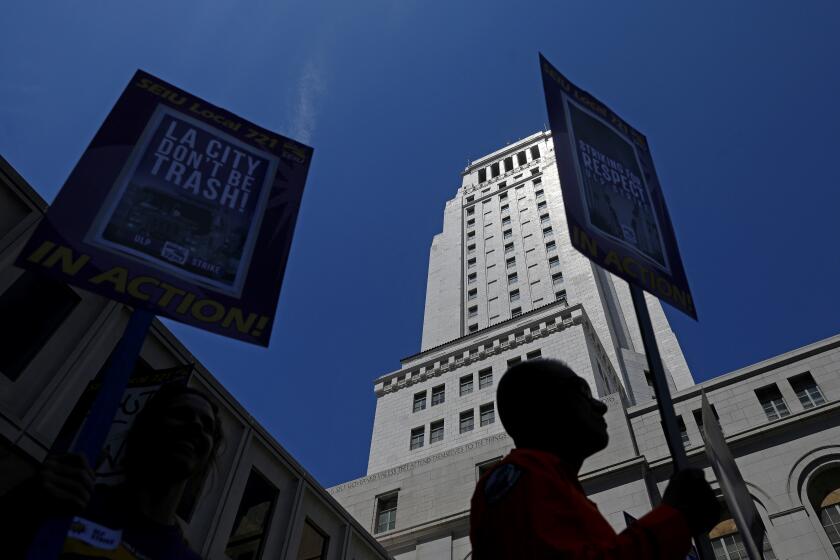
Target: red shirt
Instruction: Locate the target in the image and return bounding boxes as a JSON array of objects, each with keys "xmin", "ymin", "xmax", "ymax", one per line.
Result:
[{"xmin": 470, "ymin": 449, "xmax": 691, "ymax": 559}]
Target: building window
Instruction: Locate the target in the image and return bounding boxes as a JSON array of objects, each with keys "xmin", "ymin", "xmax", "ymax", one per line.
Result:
[
  {"xmin": 478, "ymin": 168, "xmax": 487, "ymax": 183},
  {"xmin": 458, "ymin": 374, "xmax": 472, "ymax": 397},
  {"xmin": 466, "ymin": 195, "xmax": 474, "ymax": 202},
  {"xmin": 507, "ymin": 357, "xmax": 522, "ymax": 368},
  {"xmin": 530, "ymin": 145, "xmax": 540, "ymax": 159},
  {"xmin": 468, "ymin": 305, "xmax": 478, "ymax": 318},
  {"xmin": 546, "ymin": 240, "xmax": 556, "ymax": 252},
  {"xmin": 467, "ymin": 243, "xmax": 476, "ymax": 255},
  {"xmin": 466, "ymin": 206, "xmax": 475, "ymax": 216},
  {"xmin": 501, "ymin": 216, "xmax": 511, "ymax": 226},
  {"xmin": 549, "ymin": 256, "xmax": 561, "ymax": 270},
  {"xmin": 296, "ymin": 520, "xmax": 329, "ymax": 560},
  {"xmin": 460, "ymin": 374, "xmax": 474, "ymax": 396},
  {"xmin": 678, "ymin": 416, "xmax": 690, "ymax": 448},
  {"xmin": 820, "ymin": 500, "xmax": 840, "ymax": 557},
  {"xmin": 517, "ymin": 151, "xmax": 527, "ymax": 166},
  {"xmin": 509, "ymin": 289, "xmax": 520, "ymax": 302},
  {"xmin": 756, "ymin": 384, "xmax": 790, "ymax": 421},
  {"xmin": 552, "ymin": 272, "xmax": 564, "ymax": 287},
  {"xmin": 692, "ymin": 404, "xmax": 719, "ymax": 436},
  {"xmin": 537, "ymin": 201, "xmax": 547, "ymax": 211},
  {"xmin": 375, "ymin": 493, "xmax": 398, "ymax": 534},
  {"xmin": 506, "ymin": 257, "xmax": 516, "ymax": 269},
  {"xmin": 479, "ymin": 368, "xmax": 493, "ymax": 389},
  {"xmin": 460, "ymin": 410, "xmax": 474, "ymax": 433},
  {"xmin": 430, "ymin": 419, "xmax": 444, "ymax": 443},
  {"xmin": 467, "ymin": 273, "xmax": 477, "ymax": 284},
  {"xmin": 511, "ymin": 307, "xmax": 522, "ymax": 317},
  {"xmin": 526, "ymin": 350, "xmax": 542, "ymax": 360},
  {"xmin": 477, "ymin": 457, "xmax": 502, "ymax": 479},
  {"xmin": 535, "ymin": 188, "xmax": 544, "ymax": 199},
  {"xmin": 709, "ymin": 519, "xmax": 777, "ymax": 560},
  {"xmin": 431, "ymin": 384, "xmax": 445, "ymax": 406},
  {"xmin": 540, "ymin": 214, "xmax": 550, "ymax": 225},
  {"xmin": 468, "ymin": 323, "xmax": 478, "ymax": 333},
  {"xmin": 503, "ymin": 229, "xmax": 512, "ymax": 240},
  {"xmin": 504, "ymin": 156, "xmax": 513, "ymax": 172},
  {"xmin": 507, "ymin": 272, "xmax": 518, "ymax": 285},
  {"xmin": 555, "ymin": 289, "xmax": 567, "ymax": 304},
  {"xmin": 467, "ymin": 258, "xmax": 476, "ymax": 270},
  {"xmin": 501, "ymin": 203, "xmax": 510, "ymax": 213},
  {"xmin": 467, "ymin": 230, "xmax": 475, "ymax": 240},
  {"xmin": 499, "ymin": 191, "xmax": 508, "ymax": 201},
  {"xmin": 789, "ymin": 372, "xmax": 826, "ymax": 409},
  {"xmin": 491, "ymin": 162, "xmax": 500, "ymax": 178},
  {"xmin": 410, "ymin": 427, "xmax": 425, "ymax": 449},
  {"xmin": 480, "ymin": 403, "xmax": 495, "ymax": 426},
  {"xmin": 543, "ymin": 226, "xmax": 554, "ymax": 239},
  {"xmin": 0, "ymin": 271, "xmax": 81, "ymax": 382},
  {"xmin": 467, "ymin": 218, "xmax": 475, "ymax": 227},
  {"xmin": 504, "ymin": 242, "xmax": 514, "ymax": 254},
  {"xmin": 468, "ymin": 288, "xmax": 477, "ymax": 300},
  {"xmin": 413, "ymin": 391, "xmax": 427, "ymax": 412},
  {"xmin": 225, "ymin": 469, "xmax": 278, "ymax": 560}
]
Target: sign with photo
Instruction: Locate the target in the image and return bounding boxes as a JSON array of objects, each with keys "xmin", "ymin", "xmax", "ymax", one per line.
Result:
[
  {"xmin": 17, "ymin": 70, "xmax": 313, "ymax": 344},
  {"xmin": 539, "ymin": 54, "xmax": 696, "ymax": 318}
]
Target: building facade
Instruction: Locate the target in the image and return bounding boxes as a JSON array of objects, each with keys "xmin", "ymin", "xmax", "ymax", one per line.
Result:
[
  {"xmin": 329, "ymin": 133, "xmax": 840, "ymax": 560},
  {"xmin": 0, "ymin": 155, "xmax": 390, "ymax": 560}
]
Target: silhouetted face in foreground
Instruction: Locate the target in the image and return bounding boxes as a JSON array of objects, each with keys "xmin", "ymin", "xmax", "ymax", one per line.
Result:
[
  {"xmin": 559, "ymin": 377, "xmax": 609, "ymax": 459},
  {"xmin": 126, "ymin": 388, "xmax": 220, "ymax": 485},
  {"xmin": 155, "ymin": 394, "xmax": 217, "ymax": 481},
  {"xmin": 498, "ymin": 360, "xmax": 609, "ymax": 464}
]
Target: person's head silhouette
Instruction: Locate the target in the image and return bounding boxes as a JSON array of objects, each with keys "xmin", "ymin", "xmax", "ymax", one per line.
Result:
[
  {"xmin": 497, "ymin": 359, "xmax": 608, "ymax": 471},
  {"xmin": 124, "ymin": 383, "xmax": 223, "ymax": 488}
]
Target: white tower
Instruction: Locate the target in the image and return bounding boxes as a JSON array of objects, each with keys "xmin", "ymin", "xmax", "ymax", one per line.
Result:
[{"xmin": 331, "ymin": 132, "xmax": 695, "ymax": 559}]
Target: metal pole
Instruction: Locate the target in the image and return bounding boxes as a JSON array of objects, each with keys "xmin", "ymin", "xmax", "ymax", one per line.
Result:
[
  {"xmin": 27, "ymin": 308, "xmax": 155, "ymax": 560},
  {"xmin": 628, "ymin": 284, "xmax": 715, "ymax": 560}
]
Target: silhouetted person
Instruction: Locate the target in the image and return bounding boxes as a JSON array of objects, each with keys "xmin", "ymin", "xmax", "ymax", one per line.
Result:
[
  {"xmin": 1, "ymin": 383, "xmax": 223, "ymax": 559},
  {"xmin": 470, "ymin": 359, "xmax": 719, "ymax": 559}
]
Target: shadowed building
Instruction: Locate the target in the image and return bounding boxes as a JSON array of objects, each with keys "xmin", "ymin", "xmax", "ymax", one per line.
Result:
[{"xmin": 0, "ymin": 155, "xmax": 389, "ymax": 560}]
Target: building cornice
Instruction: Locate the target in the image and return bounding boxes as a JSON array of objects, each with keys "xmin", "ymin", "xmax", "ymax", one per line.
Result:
[
  {"xmin": 461, "ymin": 130, "xmax": 550, "ymax": 175},
  {"xmin": 373, "ymin": 304, "xmax": 584, "ymax": 394}
]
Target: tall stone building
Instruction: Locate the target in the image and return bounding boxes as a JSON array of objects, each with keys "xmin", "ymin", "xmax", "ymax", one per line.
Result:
[{"xmin": 329, "ymin": 133, "xmax": 840, "ymax": 560}]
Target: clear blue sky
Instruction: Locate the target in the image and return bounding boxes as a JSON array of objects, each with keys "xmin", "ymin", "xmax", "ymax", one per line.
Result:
[{"xmin": 2, "ymin": 1, "xmax": 839, "ymax": 487}]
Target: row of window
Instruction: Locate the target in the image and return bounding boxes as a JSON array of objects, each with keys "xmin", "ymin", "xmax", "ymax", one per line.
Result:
[
  {"xmin": 410, "ymin": 403, "xmax": 496, "ymax": 450},
  {"xmin": 673, "ymin": 372, "xmax": 827, "ymax": 448},
  {"xmin": 465, "ymin": 195, "xmax": 560, "ymax": 329},
  {"xmin": 413, "ymin": 368, "xmax": 494, "ymax": 413},
  {"xmin": 755, "ymin": 372, "xmax": 826, "ymax": 419},
  {"xmin": 475, "ymin": 145, "xmax": 541, "ymax": 185},
  {"xmin": 466, "ymin": 177, "xmax": 543, "ymax": 210},
  {"xmin": 411, "ymin": 351, "xmax": 542, "ymax": 414}
]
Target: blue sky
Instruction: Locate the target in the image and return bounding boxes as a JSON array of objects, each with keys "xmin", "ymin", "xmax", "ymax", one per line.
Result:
[{"xmin": 3, "ymin": 1, "xmax": 839, "ymax": 487}]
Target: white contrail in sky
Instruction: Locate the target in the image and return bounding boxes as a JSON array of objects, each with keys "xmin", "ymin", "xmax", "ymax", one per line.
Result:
[{"xmin": 288, "ymin": 58, "xmax": 325, "ymax": 144}]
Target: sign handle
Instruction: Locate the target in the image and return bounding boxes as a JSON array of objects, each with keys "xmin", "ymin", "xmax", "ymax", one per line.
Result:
[
  {"xmin": 27, "ymin": 308, "xmax": 155, "ymax": 560},
  {"xmin": 628, "ymin": 284, "xmax": 715, "ymax": 560}
]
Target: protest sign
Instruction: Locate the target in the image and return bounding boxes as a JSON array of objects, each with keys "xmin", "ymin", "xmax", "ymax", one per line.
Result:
[
  {"xmin": 53, "ymin": 362, "xmax": 193, "ymax": 484},
  {"xmin": 702, "ymin": 393, "xmax": 766, "ymax": 559},
  {"xmin": 16, "ymin": 70, "xmax": 313, "ymax": 345},
  {"xmin": 539, "ymin": 54, "xmax": 696, "ymax": 318}
]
